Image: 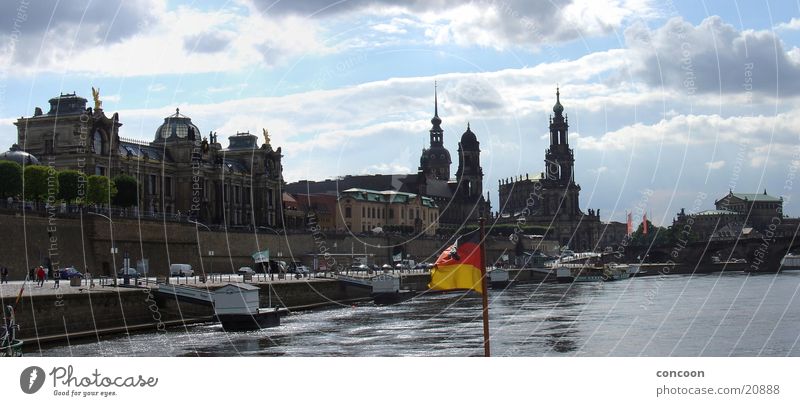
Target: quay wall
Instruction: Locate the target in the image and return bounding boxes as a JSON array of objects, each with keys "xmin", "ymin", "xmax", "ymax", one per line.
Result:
[
  {"xmin": 12, "ymin": 273, "xmax": 433, "ymax": 344},
  {"xmin": 0, "ymin": 213, "xmax": 532, "ymax": 279}
]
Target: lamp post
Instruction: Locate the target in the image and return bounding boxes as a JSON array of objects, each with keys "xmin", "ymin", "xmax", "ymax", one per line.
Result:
[
  {"xmin": 89, "ymin": 211, "xmax": 116, "ymax": 283},
  {"xmin": 189, "ymin": 219, "xmax": 212, "ymax": 282}
]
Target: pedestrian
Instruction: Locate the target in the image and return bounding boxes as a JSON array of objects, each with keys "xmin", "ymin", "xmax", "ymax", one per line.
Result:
[
  {"xmin": 0, "ymin": 266, "xmax": 7, "ymax": 284},
  {"xmin": 52, "ymin": 267, "xmax": 60, "ymax": 289},
  {"xmin": 36, "ymin": 266, "xmax": 45, "ymax": 287},
  {"xmin": 28, "ymin": 267, "xmax": 34, "ymax": 281}
]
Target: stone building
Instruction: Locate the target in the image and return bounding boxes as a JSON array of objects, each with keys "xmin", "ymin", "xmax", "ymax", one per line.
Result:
[
  {"xmin": 13, "ymin": 91, "xmax": 284, "ymax": 227},
  {"xmin": 286, "ymin": 85, "xmax": 490, "ymax": 230},
  {"xmin": 336, "ymin": 188, "xmax": 439, "ymax": 236},
  {"xmin": 672, "ymin": 190, "xmax": 798, "ymax": 241},
  {"xmin": 497, "ymin": 88, "xmax": 603, "ymax": 251}
]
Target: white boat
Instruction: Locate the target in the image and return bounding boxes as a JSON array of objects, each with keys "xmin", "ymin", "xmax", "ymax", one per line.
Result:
[
  {"xmin": 781, "ymin": 254, "xmax": 800, "ymax": 271},
  {"xmin": 488, "ymin": 268, "xmax": 511, "ymax": 289}
]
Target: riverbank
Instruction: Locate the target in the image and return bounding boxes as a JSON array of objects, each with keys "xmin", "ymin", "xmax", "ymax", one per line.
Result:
[{"xmin": 4, "ymin": 273, "xmax": 432, "ymax": 348}]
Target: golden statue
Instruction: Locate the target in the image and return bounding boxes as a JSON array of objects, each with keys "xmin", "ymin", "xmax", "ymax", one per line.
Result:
[
  {"xmin": 262, "ymin": 128, "xmax": 270, "ymax": 145},
  {"xmin": 91, "ymin": 87, "xmax": 102, "ymax": 110}
]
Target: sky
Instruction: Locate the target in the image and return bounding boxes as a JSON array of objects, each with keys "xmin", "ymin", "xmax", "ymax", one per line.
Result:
[{"xmin": 2, "ymin": 0, "xmax": 800, "ymax": 226}]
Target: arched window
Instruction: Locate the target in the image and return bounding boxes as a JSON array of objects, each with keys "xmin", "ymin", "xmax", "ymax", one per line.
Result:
[{"xmin": 92, "ymin": 130, "xmax": 104, "ymax": 154}]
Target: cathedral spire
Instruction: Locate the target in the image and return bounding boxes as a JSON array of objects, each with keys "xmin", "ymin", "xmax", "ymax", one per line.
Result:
[
  {"xmin": 553, "ymin": 86, "xmax": 564, "ymax": 117},
  {"xmin": 434, "ymin": 81, "xmax": 439, "ymax": 118}
]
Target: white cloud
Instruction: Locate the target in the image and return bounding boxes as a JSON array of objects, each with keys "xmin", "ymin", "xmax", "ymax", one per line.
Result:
[
  {"xmin": 776, "ymin": 18, "xmax": 800, "ymax": 31},
  {"xmin": 625, "ymin": 16, "xmax": 800, "ymax": 95},
  {"xmin": 705, "ymin": 160, "xmax": 725, "ymax": 170}
]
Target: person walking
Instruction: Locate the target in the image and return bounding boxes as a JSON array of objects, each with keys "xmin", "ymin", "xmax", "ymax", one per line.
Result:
[
  {"xmin": 52, "ymin": 267, "xmax": 60, "ymax": 289},
  {"xmin": 0, "ymin": 266, "xmax": 8, "ymax": 284},
  {"xmin": 36, "ymin": 266, "xmax": 45, "ymax": 287}
]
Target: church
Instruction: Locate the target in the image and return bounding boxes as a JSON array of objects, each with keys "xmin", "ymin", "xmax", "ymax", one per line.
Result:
[
  {"xmin": 286, "ymin": 84, "xmax": 491, "ymax": 231},
  {"xmin": 497, "ymin": 88, "xmax": 603, "ymax": 251}
]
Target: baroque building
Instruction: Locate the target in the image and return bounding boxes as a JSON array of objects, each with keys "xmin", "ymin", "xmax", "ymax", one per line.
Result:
[
  {"xmin": 286, "ymin": 84, "xmax": 490, "ymax": 231},
  {"xmin": 498, "ymin": 88, "xmax": 602, "ymax": 251},
  {"xmin": 13, "ymin": 91, "xmax": 284, "ymax": 227}
]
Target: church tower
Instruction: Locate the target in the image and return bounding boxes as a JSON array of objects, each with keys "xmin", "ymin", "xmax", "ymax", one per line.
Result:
[
  {"xmin": 455, "ymin": 123, "xmax": 483, "ymax": 198},
  {"xmin": 544, "ymin": 87, "xmax": 575, "ymax": 186},
  {"xmin": 419, "ymin": 82, "xmax": 451, "ymax": 181}
]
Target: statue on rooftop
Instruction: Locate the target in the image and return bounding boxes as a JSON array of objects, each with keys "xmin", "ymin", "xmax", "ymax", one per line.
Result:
[{"xmin": 91, "ymin": 87, "xmax": 102, "ymax": 110}]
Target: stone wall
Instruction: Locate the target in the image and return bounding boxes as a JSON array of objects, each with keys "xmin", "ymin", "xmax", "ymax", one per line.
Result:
[{"xmin": 0, "ymin": 212, "xmax": 548, "ymax": 279}]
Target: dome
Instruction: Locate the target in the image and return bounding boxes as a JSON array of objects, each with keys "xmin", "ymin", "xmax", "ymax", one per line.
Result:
[
  {"xmin": 154, "ymin": 108, "xmax": 202, "ymax": 141},
  {"xmin": 460, "ymin": 123, "xmax": 479, "ymax": 150},
  {"xmin": 0, "ymin": 144, "xmax": 40, "ymax": 165},
  {"xmin": 553, "ymin": 87, "xmax": 564, "ymax": 115},
  {"xmin": 424, "ymin": 145, "xmax": 451, "ymax": 165},
  {"xmin": 47, "ymin": 92, "xmax": 87, "ymax": 115}
]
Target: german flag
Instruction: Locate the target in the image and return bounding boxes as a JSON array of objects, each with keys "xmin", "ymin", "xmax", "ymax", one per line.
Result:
[{"xmin": 429, "ymin": 230, "xmax": 485, "ymax": 294}]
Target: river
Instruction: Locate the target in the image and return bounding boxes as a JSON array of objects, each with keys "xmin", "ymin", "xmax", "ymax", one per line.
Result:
[{"xmin": 31, "ymin": 271, "xmax": 800, "ymax": 356}]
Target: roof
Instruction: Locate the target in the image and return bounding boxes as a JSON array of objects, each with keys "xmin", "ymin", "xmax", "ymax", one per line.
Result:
[
  {"xmin": 217, "ymin": 283, "xmax": 260, "ymax": 291},
  {"xmin": 222, "ymin": 158, "xmax": 249, "ymax": 174},
  {"xmin": 286, "ymin": 174, "xmax": 444, "ymax": 196},
  {"xmin": 225, "ymin": 132, "xmax": 259, "ymax": 150},
  {"xmin": 726, "ymin": 192, "xmax": 782, "ymax": 202},
  {"xmin": 339, "ymin": 188, "xmax": 437, "ymax": 208},
  {"xmin": 119, "ymin": 141, "xmax": 174, "ymax": 163},
  {"xmin": 154, "ymin": 109, "xmax": 201, "ymax": 141},
  {"xmin": 0, "ymin": 144, "xmax": 40, "ymax": 165},
  {"xmin": 695, "ymin": 209, "xmax": 739, "ymax": 216}
]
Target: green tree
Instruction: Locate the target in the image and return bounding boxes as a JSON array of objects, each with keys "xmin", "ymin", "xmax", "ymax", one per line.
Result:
[
  {"xmin": 0, "ymin": 160, "xmax": 22, "ymax": 199},
  {"xmin": 112, "ymin": 174, "xmax": 138, "ymax": 207},
  {"xmin": 57, "ymin": 170, "xmax": 84, "ymax": 203},
  {"xmin": 86, "ymin": 175, "xmax": 117, "ymax": 206},
  {"xmin": 23, "ymin": 165, "xmax": 57, "ymax": 203}
]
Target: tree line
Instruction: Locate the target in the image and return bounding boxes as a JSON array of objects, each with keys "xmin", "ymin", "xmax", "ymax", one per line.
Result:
[{"xmin": 0, "ymin": 160, "xmax": 138, "ymax": 207}]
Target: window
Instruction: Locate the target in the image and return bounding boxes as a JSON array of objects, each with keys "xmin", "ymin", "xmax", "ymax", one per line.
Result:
[
  {"xmin": 389, "ymin": 209, "xmax": 394, "ymax": 219},
  {"xmin": 92, "ymin": 130, "xmax": 103, "ymax": 154},
  {"xmin": 224, "ymin": 184, "xmax": 229, "ymax": 202},
  {"xmin": 164, "ymin": 177, "xmax": 172, "ymax": 197},
  {"xmin": 44, "ymin": 139, "xmax": 54, "ymax": 154},
  {"xmin": 362, "ymin": 207, "xmax": 365, "ymax": 217},
  {"xmin": 345, "ymin": 207, "xmax": 352, "ymax": 218},
  {"xmin": 244, "ymin": 187, "xmax": 250, "ymax": 205},
  {"xmin": 95, "ymin": 166, "xmax": 105, "ymax": 176},
  {"xmin": 235, "ymin": 185, "xmax": 240, "ymax": 204},
  {"xmin": 149, "ymin": 174, "xmax": 157, "ymax": 195}
]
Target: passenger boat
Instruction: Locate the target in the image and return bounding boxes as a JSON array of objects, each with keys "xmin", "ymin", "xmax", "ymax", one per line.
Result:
[
  {"xmin": 488, "ymin": 267, "xmax": 511, "ymax": 289},
  {"xmin": 213, "ymin": 283, "xmax": 288, "ymax": 331},
  {"xmin": 556, "ymin": 264, "xmax": 631, "ymax": 283},
  {"xmin": 781, "ymin": 254, "xmax": 800, "ymax": 271}
]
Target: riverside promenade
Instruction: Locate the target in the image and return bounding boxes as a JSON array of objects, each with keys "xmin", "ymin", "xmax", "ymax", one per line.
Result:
[{"xmin": 1, "ymin": 271, "xmax": 432, "ymax": 348}]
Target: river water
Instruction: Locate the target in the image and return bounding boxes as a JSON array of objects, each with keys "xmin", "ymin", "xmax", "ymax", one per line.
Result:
[{"xmin": 32, "ymin": 271, "xmax": 800, "ymax": 356}]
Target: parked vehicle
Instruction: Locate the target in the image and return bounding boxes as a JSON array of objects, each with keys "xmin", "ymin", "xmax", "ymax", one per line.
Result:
[
  {"xmin": 292, "ymin": 265, "xmax": 310, "ymax": 274},
  {"xmin": 169, "ymin": 264, "xmax": 194, "ymax": 277},
  {"xmin": 236, "ymin": 267, "xmax": 255, "ymax": 275},
  {"xmin": 59, "ymin": 267, "xmax": 83, "ymax": 279},
  {"xmin": 117, "ymin": 267, "xmax": 141, "ymax": 278}
]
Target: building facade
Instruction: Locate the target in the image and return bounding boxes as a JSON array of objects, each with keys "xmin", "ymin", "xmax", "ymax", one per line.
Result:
[
  {"xmin": 497, "ymin": 88, "xmax": 602, "ymax": 251},
  {"xmin": 286, "ymin": 84, "xmax": 490, "ymax": 230},
  {"xmin": 13, "ymin": 91, "xmax": 284, "ymax": 227},
  {"xmin": 336, "ymin": 188, "xmax": 439, "ymax": 236}
]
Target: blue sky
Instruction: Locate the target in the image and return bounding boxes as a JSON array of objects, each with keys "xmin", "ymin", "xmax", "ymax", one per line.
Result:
[{"xmin": 2, "ymin": 0, "xmax": 800, "ymax": 225}]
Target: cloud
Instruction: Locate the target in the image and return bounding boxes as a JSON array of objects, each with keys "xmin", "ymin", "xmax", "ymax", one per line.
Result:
[
  {"xmin": 0, "ymin": 0, "xmax": 161, "ymax": 66},
  {"xmin": 705, "ymin": 160, "xmax": 725, "ymax": 170},
  {"xmin": 625, "ymin": 16, "xmax": 800, "ymax": 95},
  {"xmin": 577, "ymin": 112, "xmax": 800, "ymax": 152},
  {"xmin": 1, "ymin": 2, "xmax": 330, "ymax": 76},
  {"xmin": 246, "ymin": 0, "xmax": 654, "ymax": 50},
  {"xmin": 775, "ymin": 18, "xmax": 800, "ymax": 31},
  {"xmin": 183, "ymin": 30, "xmax": 235, "ymax": 54}
]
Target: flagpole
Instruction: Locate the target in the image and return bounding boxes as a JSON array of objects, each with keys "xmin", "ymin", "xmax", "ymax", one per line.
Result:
[{"xmin": 478, "ymin": 217, "xmax": 490, "ymax": 357}]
